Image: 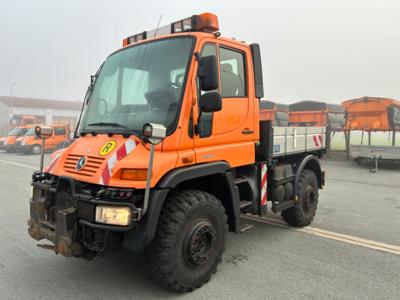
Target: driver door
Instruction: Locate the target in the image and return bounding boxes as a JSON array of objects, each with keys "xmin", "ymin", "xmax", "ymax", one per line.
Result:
[{"xmin": 194, "ymin": 40, "xmax": 255, "ymax": 168}]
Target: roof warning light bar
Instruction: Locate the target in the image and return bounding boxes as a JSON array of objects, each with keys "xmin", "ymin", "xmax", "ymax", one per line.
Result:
[{"xmin": 123, "ymin": 12, "xmax": 219, "ymax": 47}]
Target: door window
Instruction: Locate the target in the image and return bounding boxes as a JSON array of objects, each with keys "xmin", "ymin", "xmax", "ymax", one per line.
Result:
[
  {"xmin": 219, "ymin": 47, "xmax": 246, "ymax": 98},
  {"xmin": 54, "ymin": 127, "xmax": 66, "ymax": 136}
]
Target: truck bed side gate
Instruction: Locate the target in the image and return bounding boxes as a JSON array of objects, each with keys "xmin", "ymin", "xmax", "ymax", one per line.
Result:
[{"xmin": 257, "ymin": 162, "xmax": 268, "ymax": 217}]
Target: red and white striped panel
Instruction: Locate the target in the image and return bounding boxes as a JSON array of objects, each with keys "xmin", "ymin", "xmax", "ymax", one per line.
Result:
[
  {"xmin": 99, "ymin": 139, "xmax": 137, "ymax": 186},
  {"xmin": 260, "ymin": 163, "xmax": 268, "ymax": 207},
  {"xmin": 312, "ymin": 134, "xmax": 323, "ymax": 148}
]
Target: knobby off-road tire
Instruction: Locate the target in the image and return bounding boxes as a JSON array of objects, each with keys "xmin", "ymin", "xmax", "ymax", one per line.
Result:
[
  {"xmin": 146, "ymin": 190, "xmax": 228, "ymax": 292},
  {"xmin": 281, "ymin": 169, "xmax": 319, "ymax": 227}
]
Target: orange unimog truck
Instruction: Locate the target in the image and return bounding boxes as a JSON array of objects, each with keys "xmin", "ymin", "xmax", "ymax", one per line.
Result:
[
  {"xmin": 0, "ymin": 126, "xmax": 31, "ymax": 152},
  {"xmin": 259, "ymin": 100, "xmax": 289, "ymax": 126},
  {"xmin": 28, "ymin": 13, "xmax": 326, "ymax": 292},
  {"xmin": 14, "ymin": 124, "xmax": 70, "ymax": 154}
]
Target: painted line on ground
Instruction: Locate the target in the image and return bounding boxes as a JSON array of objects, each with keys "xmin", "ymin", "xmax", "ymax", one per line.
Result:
[
  {"xmin": 0, "ymin": 159, "xmax": 37, "ymax": 170},
  {"xmin": 328, "ymin": 177, "xmax": 400, "ymax": 190},
  {"xmin": 241, "ymin": 214, "xmax": 400, "ymax": 256}
]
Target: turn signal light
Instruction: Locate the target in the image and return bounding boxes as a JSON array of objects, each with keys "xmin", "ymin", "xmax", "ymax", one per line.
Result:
[{"xmin": 120, "ymin": 169, "xmax": 148, "ymax": 181}]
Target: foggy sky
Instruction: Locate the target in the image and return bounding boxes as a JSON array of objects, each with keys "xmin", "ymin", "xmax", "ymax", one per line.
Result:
[{"xmin": 0, "ymin": 0, "xmax": 399, "ymax": 104}]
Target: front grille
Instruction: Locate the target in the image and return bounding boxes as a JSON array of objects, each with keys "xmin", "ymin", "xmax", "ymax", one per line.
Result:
[
  {"xmin": 64, "ymin": 154, "xmax": 105, "ymax": 177},
  {"xmin": 15, "ymin": 141, "xmax": 22, "ymax": 145}
]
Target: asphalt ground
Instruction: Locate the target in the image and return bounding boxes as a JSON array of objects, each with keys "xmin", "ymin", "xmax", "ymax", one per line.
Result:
[{"xmin": 0, "ymin": 151, "xmax": 399, "ymax": 299}]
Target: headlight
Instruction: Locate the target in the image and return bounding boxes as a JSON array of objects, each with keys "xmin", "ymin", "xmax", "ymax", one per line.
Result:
[{"xmin": 95, "ymin": 206, "xmax": 132, "ymax": 226}]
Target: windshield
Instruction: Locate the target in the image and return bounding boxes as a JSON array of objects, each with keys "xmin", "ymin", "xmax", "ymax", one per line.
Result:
[
  {"xmin": 79, "ymin": 37, "xmax": 194, "ymax": 135},
  {"xmin": 8, "ymin": 127, "xmax": 27, "ymax": 136},
  {"xmin": 24, "ymin": 127, "xmax": 36, "ymax": 136}
]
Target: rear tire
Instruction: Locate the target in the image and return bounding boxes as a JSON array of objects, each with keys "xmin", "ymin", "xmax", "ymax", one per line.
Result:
[
  {"xmin": 281, "ymin": 169, "xmax": 319, "ymax": 227},
  {"xmin": 146, "ymin": 190, "xmax": 228, "ymax": 292}
]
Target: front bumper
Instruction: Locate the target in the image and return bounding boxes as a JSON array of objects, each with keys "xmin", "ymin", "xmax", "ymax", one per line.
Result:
[
  {"xmin": 14, "ymin": 144, "xmax": 31, "ymax": 153},
  {"xmin": 0, "ymin": 144, "xmax": 13, "ymax": 151},
  {"xmin": 28, "ymin": 175, "xmax": 143, "ymax": 258}
]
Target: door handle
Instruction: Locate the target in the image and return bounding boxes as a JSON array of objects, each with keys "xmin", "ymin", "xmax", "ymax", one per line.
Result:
[{"xmin": 242, "ymin": 129, "xmax": 254, "ymax": 135}]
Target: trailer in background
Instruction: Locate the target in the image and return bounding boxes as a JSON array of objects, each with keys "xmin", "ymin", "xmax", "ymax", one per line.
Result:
[
  {"xmin": 342, "ymin": 97, "xmax": 400, "ymax": 171},
  {"xmin": 288, "ymin": 100, "xmax": 345, "ymax": 152},
  {"xmin": 289, "ymin": 100, "xmax": 345, "ymax": 129},
  {"xmin": 259, "ymin": 100, "xmax": 289, "ymax": 126}
]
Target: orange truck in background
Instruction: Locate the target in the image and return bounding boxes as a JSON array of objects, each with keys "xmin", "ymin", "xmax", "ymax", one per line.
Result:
[
  {"xmin": 28, "ymin": 13, "xmax": 327, "ymax": 292},
  {"xmin": 8, "ymin": 115, "xmax": 40, "ymax": 129},
  {"xmin": 0, "ymin": 126, "xmax": 31, "ymax": 152},
  {"xmin": 14, "ymin": 124, "xmax": 70, "ymax": 154}
]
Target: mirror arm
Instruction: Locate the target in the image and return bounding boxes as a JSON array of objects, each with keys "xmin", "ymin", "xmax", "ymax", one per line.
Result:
[{"xmin": 195, "ymin": 76, "xmax": 202, "ymax": 136}]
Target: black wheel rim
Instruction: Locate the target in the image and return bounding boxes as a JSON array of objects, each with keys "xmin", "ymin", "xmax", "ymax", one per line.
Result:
[
  {"xmin": 183, "ymin": 219, "xmax": 216, "ymax": 266},
  {"xmin": 303, "ymin": 186, "xmax": 317, "ymax": 212}
]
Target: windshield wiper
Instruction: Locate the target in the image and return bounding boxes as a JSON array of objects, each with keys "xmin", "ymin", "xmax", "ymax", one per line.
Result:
[{"xmin": 87, "ymin": 122, "xmax": 142, "ymax": 139}]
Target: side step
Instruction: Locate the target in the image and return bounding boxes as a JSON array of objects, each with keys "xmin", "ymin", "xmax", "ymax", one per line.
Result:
[{"xmin": 271, "ymin": 200, "xmax": 295, "ymax": 213}]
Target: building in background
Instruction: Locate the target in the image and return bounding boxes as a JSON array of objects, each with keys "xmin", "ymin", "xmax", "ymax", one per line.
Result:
[{"xmin": 0, "ymin": 96, "xmax": 82, "ymax": 135}]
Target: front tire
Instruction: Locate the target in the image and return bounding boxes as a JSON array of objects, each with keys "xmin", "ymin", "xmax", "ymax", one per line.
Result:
[
  {"xmin": 147, "ymin": 190, "xmax": 228, "ymax": 292},
  {"xmin": 281, "ymin": 169, "xmax": 319, "ymax": 227}
]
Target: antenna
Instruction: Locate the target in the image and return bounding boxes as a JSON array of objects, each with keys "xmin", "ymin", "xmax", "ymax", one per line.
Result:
[{"xmin": 153, "ymin": 14, "xmax": 163, "ymax": 37}]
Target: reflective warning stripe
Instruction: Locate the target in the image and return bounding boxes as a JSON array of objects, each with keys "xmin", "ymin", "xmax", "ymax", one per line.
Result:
[
  {"xmin": 312, "ymin": 135, "xmax": 319, "ymax": 147},
  {"xmin": 260, "ymin": 163, "xmax": 268, "ymax": 206},
  {"xmin": 312, "ymin": 134, "xmax": 323, "ymax": 147},
  {"xmin": 318, "ymin": 134, "xmax": 323, "ymax": 145},
  {"xmin": 99, "ymin": 139, "xmax": 137, "ymax": 186}
]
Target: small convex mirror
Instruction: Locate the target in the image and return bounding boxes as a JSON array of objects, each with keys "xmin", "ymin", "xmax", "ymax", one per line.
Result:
[{"xmin": 35, "ymin": 126, "xmax": 53, "ymax": 139}]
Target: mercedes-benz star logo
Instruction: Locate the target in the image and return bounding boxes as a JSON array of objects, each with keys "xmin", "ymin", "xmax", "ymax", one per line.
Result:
[{"xmin": 76, "ymin": 156, "xmax": 86, "ymax": 171}]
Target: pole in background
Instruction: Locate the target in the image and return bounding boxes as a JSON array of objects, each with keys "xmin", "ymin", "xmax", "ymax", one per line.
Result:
[
  {"xmin": 368, "ymin": 131, "xmax": 371, "ymax": 146},
  {"xmin": 345, "ymin": 130, "xmax": 350, "ymax": 160},
  {"xmin": 9, "ymin": 82, "xmax": 16, "ymax": 118}
]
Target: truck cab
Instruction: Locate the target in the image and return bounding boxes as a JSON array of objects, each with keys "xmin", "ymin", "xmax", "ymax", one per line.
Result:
[{"xmin": 28, "ymin": 13, "xmax": 325, "ymax": 292}]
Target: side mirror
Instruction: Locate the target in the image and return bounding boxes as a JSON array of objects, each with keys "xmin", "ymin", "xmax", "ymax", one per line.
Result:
[
  {"xmin": 142, "ymin": 123, "xmax": 166, "ymax": 145},
  {"xmin": 35, "ymin": 126, "xmax": 53, "ymax": 139},
  {"xmin": 198, "ymin": 55, "xmax": 218, "ymax": 91},
  {"xmin": 199, "ymin": 92, "xmax": 222, "ymax": 113}
]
